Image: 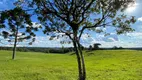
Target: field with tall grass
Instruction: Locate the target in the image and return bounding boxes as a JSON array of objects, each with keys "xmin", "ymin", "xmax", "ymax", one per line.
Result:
[{"xmin": 0, "ymin": 50, "xmax": 142, "ymax": 80}]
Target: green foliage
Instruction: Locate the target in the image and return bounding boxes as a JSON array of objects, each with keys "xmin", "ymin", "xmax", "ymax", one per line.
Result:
[{"xmin": 0, "ymin": 50, "xmax": 142, "ymax": 80}]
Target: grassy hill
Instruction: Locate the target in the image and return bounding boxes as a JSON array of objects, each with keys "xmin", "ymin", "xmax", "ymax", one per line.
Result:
[{"xmin": 0, "ymin": 50, "xmax": 142, "ymax": 80}]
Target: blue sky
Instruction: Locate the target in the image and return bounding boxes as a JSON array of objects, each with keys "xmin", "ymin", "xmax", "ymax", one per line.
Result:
[{"xmin": 1, "ymin": 0, "xmax": 142, "ymax": 48}]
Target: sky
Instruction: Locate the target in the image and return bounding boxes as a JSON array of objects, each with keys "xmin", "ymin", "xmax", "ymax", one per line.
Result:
[{"xmin": 1, "ymin": 0, "xmax": 142, "ymax": 48}]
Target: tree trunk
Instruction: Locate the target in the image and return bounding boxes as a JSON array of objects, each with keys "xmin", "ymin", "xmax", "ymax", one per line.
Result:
[
  {"xmin": 72, "ymin": 29, "xmax": 86, "ymax": 80},
  {"xmin": 12, "ymin": 39, "xmax": 17, "ymax": 59},
  {"xmin": 77, "ymin": 41, "xmax": 86, "ymax": 80},
  {"xmin": 73, "ymin": 41, "xmax": 83, "ymax": 80},
  {"xmin": 12, "ymin": 27, "xmax": 18, "ymax": 60}
]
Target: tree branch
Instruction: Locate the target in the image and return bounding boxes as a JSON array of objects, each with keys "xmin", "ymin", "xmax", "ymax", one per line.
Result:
[{"xmin": 78, "ymin": 0, "xmax": 95, "ymax": 25}]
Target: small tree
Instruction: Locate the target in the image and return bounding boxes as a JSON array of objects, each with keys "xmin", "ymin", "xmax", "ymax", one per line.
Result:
[
  {"xmin": 93, "ymin": 43, "xmax": 101, "ymax": 50},
  {"xmin": 113, "ymin": 46, "xmax": 118, "ymax": 49},
  {"xmin": 16, "ymin": 0, "xmax": 136, "ymax": 79},
  {"xmin": 0, "ymin": 7, "xmax": 41, "ymax": 59}
]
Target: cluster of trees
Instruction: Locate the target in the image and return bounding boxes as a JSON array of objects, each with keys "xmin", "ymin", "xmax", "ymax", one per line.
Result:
[
  {"xmin": 0, "ymin": 0, "xmax": 136, "ymax": 80},
  {"xmin": 112, "ymin": 46, "xmax": 124, "ymax": 49},
  {"xmin": 89, "ymin": 43, "xmax": 101, "ymax": 50}
]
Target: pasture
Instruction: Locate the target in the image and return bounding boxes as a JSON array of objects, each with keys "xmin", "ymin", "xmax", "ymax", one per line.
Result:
[{"xmin": 0, "ymin": 50, "xmax": 142, "ymax": 80}]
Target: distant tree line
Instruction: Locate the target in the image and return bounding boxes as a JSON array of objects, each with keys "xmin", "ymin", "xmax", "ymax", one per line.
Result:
[
  {"xmin": 0, "ymin": 45, "xmax": 126, "ymax": 54},
  {"xmin": 0, "ymin": 47, "xmax": 74, "ymax": 53}
]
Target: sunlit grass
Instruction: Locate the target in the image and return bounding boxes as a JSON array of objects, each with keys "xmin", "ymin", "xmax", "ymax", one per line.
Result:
[{"xmin": 0, "ymin": 50, "xmax": 142, "ymax": 80}]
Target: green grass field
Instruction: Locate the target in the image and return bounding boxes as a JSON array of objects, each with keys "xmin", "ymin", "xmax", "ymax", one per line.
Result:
[{"xmin": 0, "ymin": 50, "xmax": 142, "ymax": 80}]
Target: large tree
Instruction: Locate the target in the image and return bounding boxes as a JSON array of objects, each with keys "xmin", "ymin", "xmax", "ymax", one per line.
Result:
[
  {"xmin": 15, "ymin": 0, "xmax": 136, "ymax": 80},
  {"xmin": 0, "ymin": 7, "xmax": 41, "ymax": 59}
]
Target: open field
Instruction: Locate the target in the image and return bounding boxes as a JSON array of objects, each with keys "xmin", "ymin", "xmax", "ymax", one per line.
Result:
[{"xmin": 0, "ymin": 50, "xmax": 142, "ymax": 80}]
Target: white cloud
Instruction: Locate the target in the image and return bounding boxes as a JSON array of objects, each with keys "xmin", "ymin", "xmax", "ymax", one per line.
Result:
[
  {"xmin": 138, "ymin": 17, "xmax": 142, "ymax": 22},
  {"xmin": 32, "ymin": 22, "xmax": 42, "ymax": 28},
  {"xmin": 107, "ymin": 37, "xmax": 117, "ymax": 42},
  {"xmin": 30, "ymin": 32, "xmax": 142, "ymax": 48},
  {"xmin": 80, "ymin": 33, "xmax": 119, "ymax": 47},
  {"xmin": 27, "ymin": 35, "xmax": 137, "ymax": 48},
  {"xmin": 95, "ymin": 33, "xmax": 118, "ymax": 42},
  {"xmin": 27, "ymin": 36, "xmax": 73, "ymax": 47},
  {"xmin": 1, "ymin": 31, "xmax": 142, "ymax": 48},
  {"xmin": 126, "ymin": 32, "xmax": 142, "ymax": 37},
  {"xmin": 26, "ymin": 22, "xmax": 42, "ymax": 28}
]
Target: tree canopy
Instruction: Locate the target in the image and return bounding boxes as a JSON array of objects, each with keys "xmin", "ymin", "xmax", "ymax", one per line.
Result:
[{"xmin": 18, "ymin": 0, "xmax": 136, "ymax": 40}]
